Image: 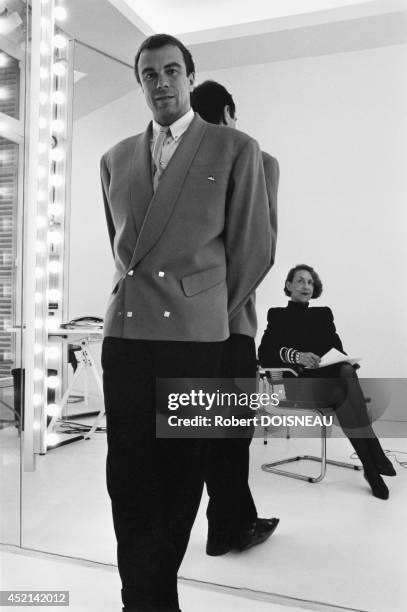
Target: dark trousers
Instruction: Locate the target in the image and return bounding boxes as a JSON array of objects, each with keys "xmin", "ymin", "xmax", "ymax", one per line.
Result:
[
  {"xmin": 205, "ymin": 334, "xmax": 258, "ymax": 543},
  {"xmin": 298, "ymin": 363, "xmax": 388, "ymax": 469},
  {"xmin": 102, "ymin": 338, "xmax": 223, "ymax": 612}
]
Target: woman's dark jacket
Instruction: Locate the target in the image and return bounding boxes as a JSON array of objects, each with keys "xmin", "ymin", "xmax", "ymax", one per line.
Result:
[{"xmin": 258, "ymin": 301, "xmax": 345, "ymax": 372}]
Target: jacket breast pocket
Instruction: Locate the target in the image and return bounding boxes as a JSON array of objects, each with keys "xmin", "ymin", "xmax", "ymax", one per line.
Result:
[
  {"xmin": 181, "ymin": 266, "xmax": 226, "ymax": 297},
  {"xmin": 186, "ymin": 164, "xmax": 228, "ymax": 191}
]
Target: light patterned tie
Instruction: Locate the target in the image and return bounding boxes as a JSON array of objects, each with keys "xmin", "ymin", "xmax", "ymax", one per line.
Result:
[{"xmin": 152, "ymin": 126, "xmax": 169, "ymax": 189}]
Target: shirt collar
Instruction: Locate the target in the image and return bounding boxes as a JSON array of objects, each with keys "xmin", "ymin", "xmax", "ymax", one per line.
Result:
[{"xmin": 152, "ymin": 108, "xmax": 195, "ymax": 142}]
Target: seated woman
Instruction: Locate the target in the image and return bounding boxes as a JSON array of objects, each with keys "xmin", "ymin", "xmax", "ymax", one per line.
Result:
[{"xmin": 258, "ymin": 264, "xmax": 396, "ymax": 500}]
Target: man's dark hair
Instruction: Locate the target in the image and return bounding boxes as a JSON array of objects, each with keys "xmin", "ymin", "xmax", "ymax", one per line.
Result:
[
  {"xmin": 190, "ymin": 80, "xmax": 236, "ymax": 125},
  {"xmin": 284, "ymin": 264, "xmax": 323, "ymax": 299},
  {"xmin": 134, "ymin": 34, "xmax": 195, "ymax": 83}
]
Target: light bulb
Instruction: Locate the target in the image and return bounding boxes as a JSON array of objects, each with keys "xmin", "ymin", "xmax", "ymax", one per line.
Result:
[
  {"xmin": 34, "ymin": 318, "xmax": 44, "ymax": 330},
  {"xmin": 39, "ymin": 67, "xmax": 49, "ymax": 80},
  {"xmin": 40, "ymin": 42, "xmax": 49, "ymax": 56},
  {"xmin": 46, "ymin": 346, "xmax": 60, "ymax": 360},
  {"xmin": 53, "ymin": 34, "xmax": 67, "ymax": 49},
  {"xmin": 36, "ymin": 241, "xmax": 47, "ymax": 254},
  {"xmin": 0, "ymin": 87, "xmax": 10, "ymax": 100},
  {"xmin": 46, "ymin": 433, "xmax": 60, "ymax": 446},
  {"xmin": 34, "ymin": 293, "xmax": 43, "ymax": 304},
  {"xmin": 48, "ymin": 230, "xmax": 62, "ymax": 244},
  {"xmin": 37, "ymin": 190, "xmax": 47, "ymax": 202},
  {"xmin": 35, "ymin": 267, "xmax": 45, "ymax": 279},
  {"xmin": 0, "ymin": 53, "xmax": 9, "ymax": 68},
  {"xmin": 36, "ymin": 216, "xmax": 48, "ymax": 229},
  {"xmin": 50, "ymin": 147, "xmax": 64, "ymax": 162},
  {"xmin": 38, "ymin": 117, "xmax": 47, "ymax": 129},
  {"xmin": 33, "ymin": 369, "xmax": 44, "ymax": 381},
  {"xmin": 52, "ymin": 91, "xmax": 66, "ymax": 105},
  {"xmin": 46, "ymin": 404, "xmax": 60, "ymax": 417},
  {"xmin": 46, "ymin": 375, "xmax": 59, "ymax": 389},
  {"xmin": 53, "ymin": 62, "xmax": 67, "ymax": 77},
  {"xmin": 48, "ymin": 288, "xmax": 61, "ymax": 301},
  {"xmin": 47, "ymin": 318, "xmax": 60, "ymax": 332},
  {"xmin": 48, "ymin": 260, "xmax": 62, "ymax": 273},
  {"xmin": 34, "ymin": 343, "xmax": 43, "ymax": 355},
  {"xmin": 33, "ymin": 394, "xmax": 43, "ymax": 407},
  {"xmin": 39, "ymin": 92, "xmax": 48, "ymax": 104},
  {"xmin": 37, "ymin": 165, "xmax": 46, "ymax": 178},
  {"xmin": 50, "ymin": 174, "xmax": 64, "ymax": 187},
  {"xmin": 54, "ymin": 6, "xmax": 67, "ymax": 21},
  {"xmin": 48, "ymin": 203, "xmax": 63, "ymax": 216},
  {"xmin": 38, "ymin": 142, "xmax": 47, "ymax": 154},
  {"xmin": 51, "ymin": 119, "xmax": 65, "ymax": 134}
]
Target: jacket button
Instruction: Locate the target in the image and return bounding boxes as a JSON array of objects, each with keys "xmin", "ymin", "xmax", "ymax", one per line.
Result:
[
  {"xmin": 117, "ymin": 312, "xmax": 122, "ymax": 316},
  {"xmin": 163, "ymin": 311, "xmax": 170, "ymax": 318},
  {"xmin": 158, "ymin": 271, "xmax": 165, "ymax": 277},
  {"xmin": 126, "ymin": 312, "xmax": 133, "ymax": 318},
  {"xmin": 127, "ymin": 270, "xmax": 134, "ymax": 276}
]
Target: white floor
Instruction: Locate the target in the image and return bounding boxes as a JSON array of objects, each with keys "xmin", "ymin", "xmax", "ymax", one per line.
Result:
[
  {"xmin": 0, "ymin": 547, "xmax": 312, "ymax": 612},
  {"xmin": 1, "ymin": 404, "xmax": 407, "ymax": 612}
]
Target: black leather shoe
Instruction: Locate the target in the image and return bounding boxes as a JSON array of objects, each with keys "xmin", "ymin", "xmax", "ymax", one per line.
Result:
[
  {"xmin": 206, "ymin": 537, "xmax": 234, "ymax": 556},
  {"xmin": 364, "ymin": 469, "xmax": 389, "ymax": 499},
  {"xmin": 206, "ymin": 518, "xmax": 280, "ymax": 556},
  {"xmin": 256, "ymin": 517, "xmax": 280, "ymax": 534},
  {"xmin": 235, "ymin": 517, "xmax": 280, "ymax": 552}
]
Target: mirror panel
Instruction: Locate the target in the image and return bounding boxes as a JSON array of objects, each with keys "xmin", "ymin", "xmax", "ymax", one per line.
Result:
[{"xmin": 18, "ymin": 14, "xmax": 407, "ymax": 612}]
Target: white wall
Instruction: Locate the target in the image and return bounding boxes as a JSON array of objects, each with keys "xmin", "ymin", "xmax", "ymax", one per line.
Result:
[
  {"xmin": 69, "ymin": 43, "xmax": 407, "ymax": 377},
  {"xmin": 69, "ymin": 88, "xmax": 150, "ymax": 320}
]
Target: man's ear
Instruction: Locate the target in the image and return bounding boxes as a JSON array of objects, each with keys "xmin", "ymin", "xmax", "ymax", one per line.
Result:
[
  {"xmin": 188, "ymin": 72, "xmax": 195, "ymax": 90},
  {"xmin": 222, "ymin": 105, "xmax": 231, "ymax": 125}
]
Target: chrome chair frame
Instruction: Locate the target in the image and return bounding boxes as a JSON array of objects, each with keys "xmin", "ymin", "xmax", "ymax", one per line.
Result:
[{"xmin": 257, "ymin": 367, "xmax": 363, "ymax": 483}]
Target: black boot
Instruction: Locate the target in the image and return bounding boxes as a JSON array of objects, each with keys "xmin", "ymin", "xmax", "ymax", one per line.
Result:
[
  {"xmin": 363, "ymin": 468, "xmax": 389, "ymax": 500},
  {"xmin": 349, "ymin": 437, "xmax": 389, "ymax": 500},
  {"xmin": 366, "ymin": 437, "xmax": 396, "ymax": 476}
]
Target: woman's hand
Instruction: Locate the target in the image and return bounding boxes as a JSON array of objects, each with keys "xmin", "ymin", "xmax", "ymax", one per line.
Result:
[{"xmin": 298, "ymin": 352, "xmax": 321, "ymax": 369}]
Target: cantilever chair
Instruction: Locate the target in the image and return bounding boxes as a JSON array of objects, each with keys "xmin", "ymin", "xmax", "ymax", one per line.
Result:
[{"xmin": 256, "ymin": 367, "xmax": 363, "ymax": 483}]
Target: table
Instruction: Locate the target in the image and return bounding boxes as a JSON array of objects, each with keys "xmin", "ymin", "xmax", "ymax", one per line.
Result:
[{"xmin": 47, "ymin": 328, "xmax": 104, "ymax": 445}]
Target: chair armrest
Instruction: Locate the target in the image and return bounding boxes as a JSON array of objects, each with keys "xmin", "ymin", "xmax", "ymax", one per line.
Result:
[{"xmin": 257, "ymin": 367, "xmax": 299, "ymax": 379}]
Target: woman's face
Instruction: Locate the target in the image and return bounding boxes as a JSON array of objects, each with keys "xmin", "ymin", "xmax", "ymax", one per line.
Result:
[{"xmin": 286, "ymin": 269, "xmax": 314, "ymax": 303}]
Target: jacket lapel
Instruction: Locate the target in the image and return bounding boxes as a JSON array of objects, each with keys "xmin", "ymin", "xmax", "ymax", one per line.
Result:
[
  {"xmin": 128, "ymin": 113, "xmax": 207, "ymax": 270},
  {"xmin": 129, "ymin": 124, "xmax": 154, "ymax": 233}
]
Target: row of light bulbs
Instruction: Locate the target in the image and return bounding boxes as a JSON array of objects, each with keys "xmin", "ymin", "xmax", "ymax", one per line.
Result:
[{"xmin": 34, "ymin": 0, "xmax": 69, "ymax": 432}]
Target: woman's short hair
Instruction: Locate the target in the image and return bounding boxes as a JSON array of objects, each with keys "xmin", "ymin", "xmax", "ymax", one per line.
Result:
[
  {"xmin": 284, "ymin": 264, "xmax": 323, "ymax": 299},
  {"xmin": 134, "ymin": 34, "xmax": 195, "ymax": 83}
]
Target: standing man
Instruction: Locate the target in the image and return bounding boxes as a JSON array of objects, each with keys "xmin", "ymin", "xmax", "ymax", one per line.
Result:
[
  {"xmin": 100, "ymin": 36, "xmax": 273, "ymax": 612},
  {"xmin": 191, "ymin": 80, "xmax": 280, "ymax": 556}
]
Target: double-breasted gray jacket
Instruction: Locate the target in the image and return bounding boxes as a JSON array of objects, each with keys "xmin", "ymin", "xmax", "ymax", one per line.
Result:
[{"xmin": 100, "ymin": 113, "xmax": 273, "ymax": 342}]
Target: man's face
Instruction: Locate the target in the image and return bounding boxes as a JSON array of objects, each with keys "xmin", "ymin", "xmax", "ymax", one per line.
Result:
[{"xmin": 138, "ymin": 44, "xmax": 195, "ymax": 125}]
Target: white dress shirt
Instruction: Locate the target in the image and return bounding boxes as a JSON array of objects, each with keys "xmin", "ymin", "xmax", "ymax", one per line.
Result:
[{"xmin": 151, "ymin": 108, "xmax": 195, "ymax": 181}]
